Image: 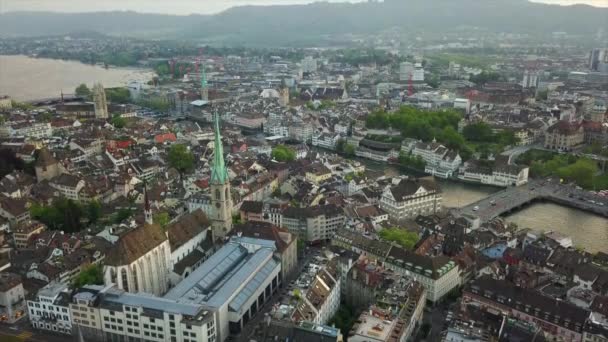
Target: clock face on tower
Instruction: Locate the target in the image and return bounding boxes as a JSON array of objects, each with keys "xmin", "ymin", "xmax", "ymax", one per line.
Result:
[{"xmin": 215, "ymin": 202, "xmax": 221, "ymax": 209}]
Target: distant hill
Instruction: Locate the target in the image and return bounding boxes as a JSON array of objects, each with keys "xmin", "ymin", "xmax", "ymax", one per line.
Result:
[{"xmin": 1, "ymin": 0, "xmax": 606, "ymax": 44}]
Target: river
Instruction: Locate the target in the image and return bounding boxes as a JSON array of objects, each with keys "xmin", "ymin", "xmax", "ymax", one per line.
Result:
[
  {"xmin": 0, "ymin": 55, "xmax": 155, "ymax": 101},
  {"xmin": 365, "ymin": 160, "xmax": 607, "ymax": 253}
]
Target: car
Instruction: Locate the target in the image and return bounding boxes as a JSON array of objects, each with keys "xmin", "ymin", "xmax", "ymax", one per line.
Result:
[{"xmin": 473, "ymin": 206, "xmax": 479, "ymax": 211}]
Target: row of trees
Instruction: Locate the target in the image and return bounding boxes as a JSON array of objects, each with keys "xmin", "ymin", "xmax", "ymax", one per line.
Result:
[{"xmin": 518, "ymin": 150, "xmax": 607, "ymax": 190}]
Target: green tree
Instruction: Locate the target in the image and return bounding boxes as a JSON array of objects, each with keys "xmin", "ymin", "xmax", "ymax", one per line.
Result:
[
  {"xmin": 399, "ymin": 152, "xmax": 426, "ymax": 171},
  {"xmin": 75, "ymin": 83, "xmax": 91, "ymax": 97},
  {"xmin": 344, "ymin": 144, "xmax": 356, "ymax": 156},
  {"xmin": 111, "ymin": 114, "xmax": 127, "ymax": 128},
  {"xmin": 31, "ymin": 198, "xmax": 85, "ymax": 233},
  {"xmin": 10, "ymin": 100, "xmax": 34, "ymax": 111},
  {"xmin": 168, "ymin": 144, "xmax": 195, "ymax": 177},
  {"xmin": 462, "ymin": 122, "xmax": 494, "ymax": 142},
  {"xmin": 86, "ymin": 201, "xmax": 102, "ymax": 224},
  {"xmin": 72, "ymin": 264, "xmax": 103, "ymax": 288},
  {"xmin": 113, "ymin": 208, "xmax": 134, "ymax": 224},
  {"xmin": 38, "ymin": 112, "xmax": 53, "ymax": 122},
  {"xmin": 154, "ymin": 212, "xmax": 170, "ymax": 229},
  {"xmin": 379, "ymin": 228, "xmax": 419, "ymax": 250},
  {"xmin": 105, "ymin": 87, "xmax": 131, "ymax": 103},
  {"xmin": 271, "ymin": 145, "xmax": 296, "ymax": 162}
]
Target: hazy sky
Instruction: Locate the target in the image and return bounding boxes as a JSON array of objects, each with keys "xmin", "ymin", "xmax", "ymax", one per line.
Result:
[{"xmin": 0, "ymin": 0, "xmax": 606, "ymax": 14}]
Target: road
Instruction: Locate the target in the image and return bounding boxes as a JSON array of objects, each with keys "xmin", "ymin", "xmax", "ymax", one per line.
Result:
[
  {"xmin": 456, "ymin": 179, "xmax": 608, "ymax": 222},
  {"xmin": 0, "ymin": 319, "xmax": 71, "ymax": 342}
]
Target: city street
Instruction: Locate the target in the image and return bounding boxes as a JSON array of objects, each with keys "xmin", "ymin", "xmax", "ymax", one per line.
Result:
[{"xmin": 0, "ymin": 319, "xmax": 70, "ymax": 342}]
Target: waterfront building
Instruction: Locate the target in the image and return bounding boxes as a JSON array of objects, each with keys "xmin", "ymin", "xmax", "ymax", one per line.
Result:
[
  {"xmin": 379, "ymin": 177, "xmax": 442, "ymax": 222},
  {"xmin": 410, "ymin": 140, "xmax": 462, "ymax": 179}
]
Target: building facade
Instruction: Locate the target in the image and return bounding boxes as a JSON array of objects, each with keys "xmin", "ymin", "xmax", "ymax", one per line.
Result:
[
  {"xmin": 380, "ymin": 178, "xmax": 442, "ymax": 222},
  {"xmin": 103, "ymin": 223, "xmax": 172, "ymax": 297}
]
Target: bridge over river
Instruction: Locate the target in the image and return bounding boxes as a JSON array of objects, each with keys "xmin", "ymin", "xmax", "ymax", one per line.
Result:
[{"xmin": 454, "ymin": 179, "xmax": 608, "ymax": 222}]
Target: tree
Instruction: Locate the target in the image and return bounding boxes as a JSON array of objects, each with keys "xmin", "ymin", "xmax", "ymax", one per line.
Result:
[
  {"xmin": 154, "ymin": 212, "xmax": 170, "ymax": 229},
  {"xmin": 379, "ymin": 228, "xmax": 419, "ymax": 250},
  {"xmin": 271, "ymin": 145, "xmax": 296, "ymax": 162},
  {"xmin": 10, "ymin": 100, "xmax": 34, "ymax": 111},
  {"xmin": 105, "ymin": 87, "xmax": 131, "ymax": 103},
  {"xmin": 73, "ymin": 264, "xmax": 103, "ymax": 288},
  {"xmin": 168, "ymin": 144, "xmax": 195, "ymax": 177},
  {"xmin": 111, "ymin": 114, "xmax": 127, "ymax": 128},
  {"xmin": 463, "ymin": 122, "xmax": 494, "ymax": 142},
  {"xmin": 344, "ymin": 144, "xmax": 356, "ymax": 156},
  {"xmin": 86, "ymin": 201, "xmax": 102, "ymax": 224},
  {"xmin": 38, "ymin": 112, "xmax": 53, "ymax": 122},
  {"xmin": 30, "ymin": 198, "xmax": 85, "ymax": 233},
  {"xmin": 75, "ymin": 83, "xmax": 91, "ymax": 97}
]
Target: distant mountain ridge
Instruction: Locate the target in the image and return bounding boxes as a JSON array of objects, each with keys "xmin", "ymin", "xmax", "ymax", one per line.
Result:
[{"xmin": 1, "ymin": 0, "xmax": 606, "ymax": 44}]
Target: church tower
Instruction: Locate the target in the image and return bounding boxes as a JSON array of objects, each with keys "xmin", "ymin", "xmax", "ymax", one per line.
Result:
[
  {"xmin": 210, "ymin": 112, "xmax": 232, "ymax": 239},
  {"xmin": 201, "ymin": 64, "xmax": 209, "ymax": 102},
  {"xmin": 92, "ymin": 83, "xmax": 108, "ymax": 119},
  {"xmin": 144, "ymin": 184, "xmax": 153, "ymax": 225}
]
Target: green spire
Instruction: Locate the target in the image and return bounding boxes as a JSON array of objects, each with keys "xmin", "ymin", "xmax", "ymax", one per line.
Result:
[
  {"xmin": 201, "ymin": 63, "xmax": 207, "ymax": 90},
  {"xmin": 210, "ymin": 112, "xmax": 228, "ymax": 185}
]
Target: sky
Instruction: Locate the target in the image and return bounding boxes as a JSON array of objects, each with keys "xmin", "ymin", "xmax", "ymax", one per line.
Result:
[{"xmin": 0, "ymin": 0, "xmax": 606, "ymax": 15}]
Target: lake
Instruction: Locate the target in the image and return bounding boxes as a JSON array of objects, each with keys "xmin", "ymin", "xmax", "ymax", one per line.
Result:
[{"xmin": 0, "ymin": 55, "xmax": 154, "ymax": 101}]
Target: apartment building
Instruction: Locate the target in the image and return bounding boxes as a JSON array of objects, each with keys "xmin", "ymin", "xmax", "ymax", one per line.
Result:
[
  {"xmin": 281, "ymin": 204, "xmax": 345, "ymax": 243},
  {"xmin": 27, "ymin": 283, "xmax": 72, "ymax": 334}
]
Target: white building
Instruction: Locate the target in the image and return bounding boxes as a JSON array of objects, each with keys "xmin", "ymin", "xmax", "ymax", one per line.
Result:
[
  {"xmin": 164, "ymin": 241, "xmax": 281, "ymax": 341},
  {"xmin": 410, "ymin": 140, "xmax": 462, "ymax": 179},
  {"xmin": 413, "ymin": 63, "xmax": 425, "ymax": 82},
  {"xmin": 453, "ymin": 98, "xmax": 471, "ymax": 114},
  {"xmin": 458, "ymin": 162, "xmax": 529, "ymax": 187},
  {"xmin": 380, "ymin": 178, "xmax": 442, "ymax": 222},
  {"xmin": 8, "ymin": 122, "xmax": 53, "ymax": 139},
  {"xmin": 70, "ymin": 285, "xmax": 217, "ymax": 342},
  {"xmin": 27, "ymin": 283, "xmax": 72, "ymax": 334},
  {"xmin": 399, "ymin": 62, "xmax": 415, "ymax": 82},
  {"xmin": 0, "ymin": 272, "xmax": 26, "ymax": 323},
  {"xmin": 302, "ymin": 56, "xmax": 318, "ymax": 73},
  {"xmin": 103, "ymin": 223, "xmax": 172, "ymax": 297},
  {"xmin": 312, "ymin": 133, "xmax": 341, "ymax": 150},
  {"xmin": 522, "ymin": 70, "xmax": 540, "ymax": 88}
]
